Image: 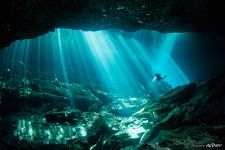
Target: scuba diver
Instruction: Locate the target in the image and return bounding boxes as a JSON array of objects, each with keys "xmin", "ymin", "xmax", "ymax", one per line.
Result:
[
  {"xmin": 139, "ymin": 73, "xmax": 168, "ymax": 98},
  {"xmin": 152, "ymin": 73, "xmax": 167, "ymax": 82},
  {"xmin": 152, "ymin": 73, "xmax": 172, "ymax": 96}
]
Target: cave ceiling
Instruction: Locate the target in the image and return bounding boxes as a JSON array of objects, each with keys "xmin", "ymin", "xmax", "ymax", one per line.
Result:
[{"xmin": 0, "ymin": 0, "xmax": 225, "ymax": 48}]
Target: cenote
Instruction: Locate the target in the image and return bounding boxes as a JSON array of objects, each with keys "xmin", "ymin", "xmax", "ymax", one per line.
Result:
[{"xmin": 0, "ymin": 1, "xmax": 225, "ymax": 150}]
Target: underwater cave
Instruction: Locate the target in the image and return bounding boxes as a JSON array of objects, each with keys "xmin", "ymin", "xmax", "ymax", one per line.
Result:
[{"xmin": 0, "ymin": 0, "xmax": 225, "ymax": 150}]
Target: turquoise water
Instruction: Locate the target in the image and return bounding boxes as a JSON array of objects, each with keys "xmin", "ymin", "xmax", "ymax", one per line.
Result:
[{"xmin": 0, "ymin": 29, "xmax": 189, "ymax": 96}]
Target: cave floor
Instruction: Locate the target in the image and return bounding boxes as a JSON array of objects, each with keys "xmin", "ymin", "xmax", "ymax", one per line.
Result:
[{"xmin": 0, "ymin": 71, "xmax": 225, "ymax": 150}]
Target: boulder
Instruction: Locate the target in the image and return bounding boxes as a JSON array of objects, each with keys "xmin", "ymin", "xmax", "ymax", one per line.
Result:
[
  {"xmin": 108, "ymin": 97, "xmax": 148, "ymax": 117},
  {"xmin": 138, "ymin": 72, "xmax": 225, "ymax": 149},
  {"xmin": 44, "ymin": 110, "xmax": 82, "ymax": 125}
]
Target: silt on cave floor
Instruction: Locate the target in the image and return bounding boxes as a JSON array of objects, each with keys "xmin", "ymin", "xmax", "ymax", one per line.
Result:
[{"xmin": 0, "ymin": 29, "xmax": 225, "ymax": 150}]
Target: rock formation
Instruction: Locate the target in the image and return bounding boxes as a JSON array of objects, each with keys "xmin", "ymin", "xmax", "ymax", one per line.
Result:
[
  {"xmin": 0, "ymin": 68, "xmax": 225, "ymax": 149},
  {"xmin": 1, "ymin": 0, "xmax": 225, "ymax": 48}
]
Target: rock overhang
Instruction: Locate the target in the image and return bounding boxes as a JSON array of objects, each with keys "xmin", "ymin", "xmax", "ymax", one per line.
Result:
[{"xmin": 1, "ymin": 0, "xmax": 225, "ymax": 48}]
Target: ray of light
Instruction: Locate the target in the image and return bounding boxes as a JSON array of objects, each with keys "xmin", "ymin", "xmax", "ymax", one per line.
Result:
[
  {"xmin": 82, "ymin": 31, "xmax": 139, "ymax": 94},
  {"xmin": 0, "ymin": 29, "xmax": 190, "ymax": 98},
  {"xmin": 56, "ymin": 29, "xmax": 69, "ymax": 83},
  {"xmin": 131, "ymin": 33, "xmax": 189, "ymax": 87}
]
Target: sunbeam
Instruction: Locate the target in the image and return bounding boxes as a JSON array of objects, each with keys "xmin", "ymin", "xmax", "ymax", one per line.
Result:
[
  {"xmin": 0, "ymin": 29, "xmax": 190, "ymax": 98},
  {"xmin": 2, "ymin": 28, "xmax": 223, "ymax": 149}
]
